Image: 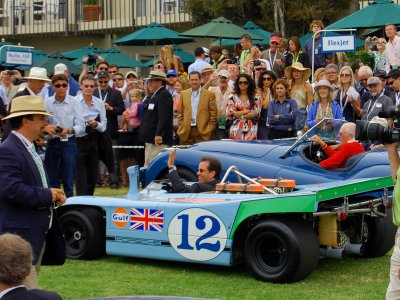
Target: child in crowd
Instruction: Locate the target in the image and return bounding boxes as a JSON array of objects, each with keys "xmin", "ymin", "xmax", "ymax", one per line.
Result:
[{"xmin": 119, "ymin": 89, "xmax": 142, "ymax": 132}]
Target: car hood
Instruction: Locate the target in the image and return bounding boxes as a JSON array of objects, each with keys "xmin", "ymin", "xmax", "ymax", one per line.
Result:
[{"xmin": 190, "ymin": 140, "xmax": 293, "ymax": 158}]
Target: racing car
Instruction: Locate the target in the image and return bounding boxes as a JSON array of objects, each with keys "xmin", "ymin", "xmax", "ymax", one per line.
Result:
[
  {"xmin": 140, "ymin": 119, "xmax": 392, "ymax": 187},
  {"xmin": 58, "ymin": 165, "xmax": 396, "ymax": 283}
]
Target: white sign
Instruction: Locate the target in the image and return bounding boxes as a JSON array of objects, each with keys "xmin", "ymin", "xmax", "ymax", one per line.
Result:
[
  {"xmin": 5, "ymin": 50, "xmax": 33, "ymax": 65},
  {"xmin": 322, "ymin": 35, "xmax": 355, "ymax": 53}
]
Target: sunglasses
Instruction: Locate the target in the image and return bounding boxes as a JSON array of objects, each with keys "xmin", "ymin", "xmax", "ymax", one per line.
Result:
[
  {"xmin": 387, "ymin": 81, "xmax": 394, "ymax": 85},
  {"xmin": 340, "ymin": 73, "xmax": 351, "ymax": 77},
  {"xmin": 83, "ymin": 84, "xmax": 95, "ymax": 88},
  {"xmin": 98, "ymin": 80, "xmax": 109, "ymax": 84},
  {"xmin": 99, "ymin": 67, "xmax": 108, "ymax": 71},
  {"xmin": 238, "ymin": 81, "xmax": 249, "ymax": 85},
  {"xmin": 114, "ymin": 78, "xmax": 124, "ymax": 81},
  {"xmin": 54, "ymin": 84, "xmax": 68, "ymax": 88},
  {"xmin": 255, "ymin": 68, "xmax": 266, "ymax": 71},
  {"xmin": 109, "ymin": 71, "xmax": 117, "ymax": 73},
  {"xmin": 262, "ymin": 77, "xmax": 272, "ymax": 82},
  {"xmin": 270, "ymin": 41, "xmax": 279, "ymax": 45}
]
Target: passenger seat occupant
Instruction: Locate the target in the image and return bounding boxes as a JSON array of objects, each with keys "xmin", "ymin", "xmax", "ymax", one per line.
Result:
[
  {"xmin": 167, "ymin": 148, "xmax": 221, "ymax": 193},
  {"xmin": 310, "ymin": 122, "xmax": 365, "ymax": 169}
]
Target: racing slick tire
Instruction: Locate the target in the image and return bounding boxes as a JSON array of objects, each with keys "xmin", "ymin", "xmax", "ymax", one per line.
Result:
[
  {"xmin": 59, "ymin": 207, "xmax": 105, "ymax": 259},
  {"xmin": 244, "ymin": 217, "xmax": 319, "ymax": 283}
]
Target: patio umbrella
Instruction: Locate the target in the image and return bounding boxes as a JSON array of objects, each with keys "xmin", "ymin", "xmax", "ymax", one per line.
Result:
[
  {"xmin": 33, "ymin": 52, "xmax": 82, "ymax": 74},
  {"xmin": 61, "ymin": 43, "xmax": 106, "ymax": 60},
  {"xmin": 326, "ymin": 0, "xmax": 400, "ymax": 30},
  {"xmin": 113, "ymin": 22, "xmax": 194, "ymax": 56},
  {"xmin": 144, "ymin": 45, "xmax": 195, "ymax": 67},
  {"xmin": 96, "ymin": 47, "xmax": 145, "ymax": 68},
  {"xmin": 300, "ymin": 33, "xmax": 365, "ymax": 49},
  {"xmin": 179, "ymin": 17, "xmax": 263, "ymax": 41}
]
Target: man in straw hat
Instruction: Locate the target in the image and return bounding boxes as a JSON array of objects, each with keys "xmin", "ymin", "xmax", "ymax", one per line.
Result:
[
  {"xmin": 139, "ymin": 70, "xmax": 173, "ymax": 166},
  {"xmin": 0, "ymin": 95, "xmax": 66, "ymax": 289},
  {"xmin": 2, "ymin": 67, "xmax": 51, "ymax": 141}
]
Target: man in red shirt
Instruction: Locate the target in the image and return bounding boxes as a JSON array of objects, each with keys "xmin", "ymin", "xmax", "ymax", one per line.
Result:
[{"xmin": 311, "ymin": 122, "xmax": 365, "ymax": 169}]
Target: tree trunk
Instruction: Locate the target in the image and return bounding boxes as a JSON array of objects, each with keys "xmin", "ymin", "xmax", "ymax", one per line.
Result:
[
  {"xmin": 273, "ymin": 0, "xmax": 279, "ymax": 32},
  {"xmin": 278, "ymin": 0, "xmax": 285, "ymax": 37}
]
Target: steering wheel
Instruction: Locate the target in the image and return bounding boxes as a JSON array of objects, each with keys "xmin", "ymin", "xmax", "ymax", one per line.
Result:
[{"xmin": 309, "ymin": 141, "xmax": 327, "ymax": 163}]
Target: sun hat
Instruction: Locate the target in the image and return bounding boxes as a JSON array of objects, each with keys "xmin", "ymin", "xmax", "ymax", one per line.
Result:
[
  {"xmin": 23, "ymin": 67, "xmax": 51, "ymax": 82},
  {"xmin": 217, "ymin": 70, "xmax": 230, "ymax": 78},
  {"xmin": 367, "ymin": 77, "xmax": 381, "ymax": 86},
  {"xmin": 54, "ymin": 63, "xmax": 68, "ymax": 75},
  {"xmin": 314, "ymin": 79, "xmax": 334, "ymax": 91},
  {"xmin": 284, "ymin": 62, "xmax": 312, "ymax": 81},
  {"xmin": 3, "ymin": 95, "xmax": 52, "ymax": 120},
  {"xmin": 145, "ymin": 70, "xmax": 168, "ymax": 82},
  {"xmin": 201, "ymin": 64, "xmax": 214, "ymax": 74}
]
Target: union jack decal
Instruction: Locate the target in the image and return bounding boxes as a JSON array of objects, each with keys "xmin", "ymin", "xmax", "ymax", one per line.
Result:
[{"xmin": 130, "ymin": 208, "xmax": 164, "ymax": 232}]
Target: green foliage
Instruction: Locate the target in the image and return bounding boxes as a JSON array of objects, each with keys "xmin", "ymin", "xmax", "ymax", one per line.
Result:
[
  {"xmin": 83, "ymin": 0, "xmax": 99, "ymax": 5},
  {"xmin": 347, "ymin": 50, "xmax": 375, "ymax": 68}
]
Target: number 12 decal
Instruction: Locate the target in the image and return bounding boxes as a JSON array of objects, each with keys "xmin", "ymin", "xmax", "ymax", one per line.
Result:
[{"xmin": 168, "ymin": 208, "xmax": 227, "ymax": 261}]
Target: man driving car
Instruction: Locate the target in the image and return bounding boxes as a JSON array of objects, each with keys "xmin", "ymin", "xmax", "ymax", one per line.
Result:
[
  {"xmin": 310, "ymin": 122, "xmax": 365, "ymax": 169},
  {"xmin": 167, "ymin": 148, "xmax": 221, "ymax": 193}
]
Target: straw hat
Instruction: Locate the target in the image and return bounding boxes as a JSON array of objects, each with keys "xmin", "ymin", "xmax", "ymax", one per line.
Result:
[
  {"xmin": 284, "ymin": 62, "xmax": 312, "ymax": 81},
  {"xmin": 3, "ymin": 95, "xmax": 52, "ymax": 120},
  {"xmin": 23, "ymin": 67, "xmax": 51, "ymax": 82},
  {"xmin": 145, "ymin": 70, "xmax": 168, "ymax": 82},
  {"xmin": 314, "ymin": 79, "xmax": 334, "ymax": 91}
]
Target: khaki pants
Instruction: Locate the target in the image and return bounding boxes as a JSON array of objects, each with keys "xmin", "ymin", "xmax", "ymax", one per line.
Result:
[
  {"xmin": 144, "ymin": 143, "xmax": 168, "ymax": 167},
  {"xmin": 387, "ymin": 228, "xmax": 400, "ymax": 300}
]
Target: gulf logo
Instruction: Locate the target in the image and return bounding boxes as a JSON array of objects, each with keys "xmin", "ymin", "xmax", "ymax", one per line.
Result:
[{"xmin": 112, "ymin": 208, "xmax": 129, "ymax": 228}]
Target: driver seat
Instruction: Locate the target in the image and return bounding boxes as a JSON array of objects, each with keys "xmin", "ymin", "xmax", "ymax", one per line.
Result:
[{"xmin": 344, "ymin": 152, "xmax": 367, "ymax": 170}]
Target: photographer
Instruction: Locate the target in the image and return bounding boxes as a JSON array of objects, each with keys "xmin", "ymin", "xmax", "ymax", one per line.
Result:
[
  {"xmin": 365, "ymin": 36, "xmax": 387, "ymax": 74},
  {"xmin": 78, "ymin": 55, "xmax": 106, "ymax": 84},
  {"xmin": 386, "ymin": 140, "xmax": 400, "ymax": 299}
]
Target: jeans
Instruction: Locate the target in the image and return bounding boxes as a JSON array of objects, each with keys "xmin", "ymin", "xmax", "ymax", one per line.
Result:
[{"xmin": 45, "ymin": 137, "xmax": 77, "ymax": 198}]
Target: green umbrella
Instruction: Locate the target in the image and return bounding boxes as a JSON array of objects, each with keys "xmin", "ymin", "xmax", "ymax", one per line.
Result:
[
  {"xmin": 179, "ymin": 17, "xmax": 263, "ymax": 41},
  {"xmin": 92, "ymin": 47, "xmax": 145, "ymax": 68},
  {"xmin": 33, "ymin": 52, "xmax": 82, "ymax": 74},
  {"xmin": 300, "ymin": 33, "xmax": 365, "ymax": 49},
  {"xmin": 62, "ymin": 44, "xmax": 106, "ymax": 60},
  {"xmin": 144, "ymin": 45, "xmax": 195, "ymax": 67},
  {"xmin": 113, "ymin": 22, "xmax": 194, "ymax": 56},
  {"xmin": 326, "ymin": 0, "xmax": 400, "ymax": 30}
]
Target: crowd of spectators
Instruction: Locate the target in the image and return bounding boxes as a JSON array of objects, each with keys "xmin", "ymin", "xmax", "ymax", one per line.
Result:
[{"xmin": 0, "ymin": 20, "xmax": 399, "ymax": 196}]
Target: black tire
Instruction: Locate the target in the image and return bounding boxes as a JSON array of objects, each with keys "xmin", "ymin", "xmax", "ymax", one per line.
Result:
[
  {"xmin": 342, "ymin": 207, "xmax": 396, "ymax": 258},
  {"xmin": 244, "ymin": 217, "xmax": 319, "ymax": 283},
  {"xmin": 59, "ymin": 207, "xmax": 105, "ymax": 259}
]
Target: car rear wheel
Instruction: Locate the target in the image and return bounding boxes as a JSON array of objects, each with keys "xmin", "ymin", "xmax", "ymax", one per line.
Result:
[
  {"xmin": 59, "ymin": 207, "xmax": 105, "ymax": 259},
  {"xmin": 244, "ymin": 217, "xmax": 319, "ymax": 283}
]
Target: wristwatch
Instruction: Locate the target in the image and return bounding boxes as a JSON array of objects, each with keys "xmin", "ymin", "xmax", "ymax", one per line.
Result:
[{"xmin": 168, "ymin": 165, "xmax": 177, "ymax": 173}]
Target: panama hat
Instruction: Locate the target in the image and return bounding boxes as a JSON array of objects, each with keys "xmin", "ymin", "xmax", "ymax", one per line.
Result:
[
  {"xmin": 284, "ymin": 62, "xmax": 312, "ymax": 81},
  {"xmin": 314, "ymin": 79, "xmax": 334, "ymax": 91},
  {"xmin": 3, "ymin": 95, "xmax": 52, "ymax": 120},
  {"xmin": 145, "ymin": 70, "xmax": 168, "ymax": 82},
  {"xmin": 23, "ymin": 67, "xmax": 51, "ymax": 82}
]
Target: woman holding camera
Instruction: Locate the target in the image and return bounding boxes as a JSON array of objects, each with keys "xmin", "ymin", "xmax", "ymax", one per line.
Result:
[
  {"xmin": 226, "ymin": 74, "xmax": 260, "ymax": 140},
  {"xmin": 365, "ymin": 36, "xmax": 387, "ymax": 73}
]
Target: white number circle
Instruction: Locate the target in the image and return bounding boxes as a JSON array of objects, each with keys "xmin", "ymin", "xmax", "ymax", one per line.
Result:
[{"xmin": 168, "ymin": 208, "xmax": 227, "ymax": 261}]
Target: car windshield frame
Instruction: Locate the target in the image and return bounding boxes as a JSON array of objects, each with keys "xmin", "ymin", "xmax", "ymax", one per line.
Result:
[{"xmin": 280, "ymin": 118, "xmax": 346, "ymax": 159}]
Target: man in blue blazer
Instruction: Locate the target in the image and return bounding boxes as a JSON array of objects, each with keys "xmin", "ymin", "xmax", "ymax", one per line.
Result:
[
  {"xmin": 0, "ymin": 233, "xmax": 62, "ymax": 299},
  {"xmin": 0, "ymin": 95, "xmax": 66, "ymax": 289}
]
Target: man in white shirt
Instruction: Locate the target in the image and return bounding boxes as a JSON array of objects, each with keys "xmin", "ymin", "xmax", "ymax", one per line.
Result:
[
  {"xmin": 385, "ymin": 24, "xmax": 400, "ymax": 73},
  {"xmin": 188, "ymin": 47, "xmax": 209, "ymax": 75}
]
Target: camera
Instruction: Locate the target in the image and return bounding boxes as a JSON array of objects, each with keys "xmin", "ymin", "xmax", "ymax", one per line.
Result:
[
  {"xmin": 253, "ymin": 60, "xmax": 261, "ymax": 67},
  {"xmin": 87, "ymin": 54, "xmax": 97, "ymax": 66},
  {"xmin": 355, "ymin": 105, "xmax": 400, "ymax": 143},
  {"xmin": 5, "ymin": 70, "xmax": 13, "ymax": 76},
  {"xmin": 55, "ymin": 126, "xmax": 63, "ymax": 134},
  {"xmin": 227, "ymin": 56, "xmax": 237, "ymax": 64}
]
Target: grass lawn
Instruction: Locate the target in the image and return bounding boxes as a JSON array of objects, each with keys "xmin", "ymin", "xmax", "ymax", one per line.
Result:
[{"xmin": 40, "ymin": 186, "xmax": 392, "ymax": 300}]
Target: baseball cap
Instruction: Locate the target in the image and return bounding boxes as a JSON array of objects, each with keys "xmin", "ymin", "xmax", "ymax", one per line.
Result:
[
  {"xmin": 54, "ymin": 63, "xmax": 67, "ymax": 75},
  {"xmin": 373, "ymin": 70, "xmax": 387, "ymax": 78},
  {"xmin": 217, "ymin": 70, "xmax": 230, "ymax": 78},
  {"xmin": 386, "ymin": 69, "xmax": 400, "ymax": 79},
  {"xmin": 97, "ymin": 71, "xmax": 109, "ymax": 79},
  {"xmin": 125, "ymin": 71, "xmax": 138, "ymax": 78},
  {"xmin": 270, "ymin": 36, "xmax": 281, "ymax": 44},
  {"xmin": 366, "ymin": 76, "xmax": 381, "ymax": 86},
  {"xmin": 202, "ymin": 47, "xmax": 210, "ymax": 56},
  {"xmin": 166, "ymin": 69, "xmax": 178, "ymax": 77}
]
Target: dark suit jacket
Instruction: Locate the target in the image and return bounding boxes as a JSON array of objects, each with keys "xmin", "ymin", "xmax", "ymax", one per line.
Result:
[
  {"xmin": 168, "ymin": 170, "xmax": 218, "ymax": 193},
  {"xmin": 2, "ymin": 286, "xmax": 62, "ymax": 300},
  {"xmin": 2, "ymin": 88, "xmax": 31, "ymax": 141},
  {"xmin": 0, "ymin": 133, "xmax": 53, "ymax": 265},
  {"xmin": 139, "ymin": 86, "xmax": 173, "ymax": 145},
  {"xmin": 93, "ymin": 87, "xmax": 124, "ymax": 139}
]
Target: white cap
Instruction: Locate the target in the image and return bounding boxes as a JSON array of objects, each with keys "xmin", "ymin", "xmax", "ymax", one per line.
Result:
[
  {"xmin": 54, "ymin": 63, "xmax": 68, "ymax": 75},
  {"xmin": 202, "ymin": 47, "xmax": 210, "ymax": 56}
]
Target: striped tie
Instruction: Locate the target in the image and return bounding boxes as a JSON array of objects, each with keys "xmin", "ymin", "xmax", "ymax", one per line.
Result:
[{"xmin": 31, "ymin": 144, "xmax": 48, "ymax": 188}]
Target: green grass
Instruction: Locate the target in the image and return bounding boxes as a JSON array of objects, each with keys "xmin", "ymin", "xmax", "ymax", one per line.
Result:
[{"xmin": 40, "ymin": 187, "xmax": 392, "ymax": 300}]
